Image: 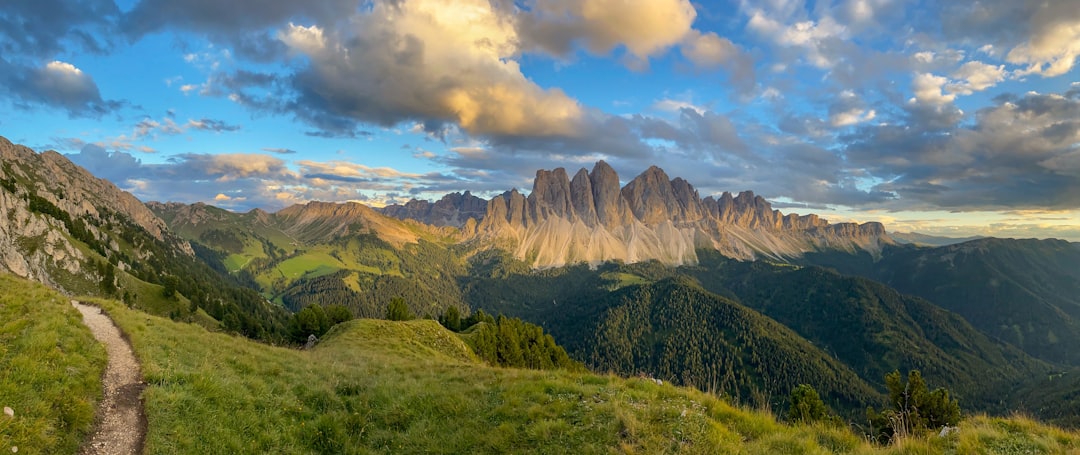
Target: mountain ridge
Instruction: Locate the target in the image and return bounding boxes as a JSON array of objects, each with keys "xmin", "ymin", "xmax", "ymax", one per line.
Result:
[{"xmin": 440, "ymin": 160, "xmax": 893, "ymax": 268}]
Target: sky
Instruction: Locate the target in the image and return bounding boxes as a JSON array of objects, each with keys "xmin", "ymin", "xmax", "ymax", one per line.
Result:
[{"xmin": 1, "ymin": 0, "xmax": 1079, "ymax": 241}]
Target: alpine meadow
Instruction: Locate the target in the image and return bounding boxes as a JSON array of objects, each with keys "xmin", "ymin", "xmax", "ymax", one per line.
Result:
[{"xmin": 3, "ymin": 0, "xmax": 1080, "ymax": 453}]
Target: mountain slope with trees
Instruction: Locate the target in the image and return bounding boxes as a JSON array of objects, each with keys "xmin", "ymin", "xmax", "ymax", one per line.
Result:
[{"xmin": 802, "ymin": 238, "xmax": 1080, "ymax": 366}]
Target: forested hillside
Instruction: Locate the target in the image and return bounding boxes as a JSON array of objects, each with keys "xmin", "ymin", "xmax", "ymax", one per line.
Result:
[
  {"xmin": 802, "ymin": 238, "xmax": 1080, "ymax": 365},
  {"xmin": 463, "ymin": 253, "xmax": 1053, "ymax": 416}
]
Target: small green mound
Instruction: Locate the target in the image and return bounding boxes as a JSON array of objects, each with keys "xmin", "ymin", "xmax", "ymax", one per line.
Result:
[
  {"xmin": 0, "ymin": 274, "xmax": 107, "ymax": 454},
  {"xmin": 318, "ymin": 318, "xmax": 478, "ymax": 364}
]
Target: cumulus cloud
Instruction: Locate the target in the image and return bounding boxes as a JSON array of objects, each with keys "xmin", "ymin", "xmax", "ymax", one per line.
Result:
[
  {"xmin": 828, "ymin": 90, "xmax": 876, "ymax": 127},
  {"xmin": 270, "ymin": 0, "xmax": 585, "ymax": 138},
  {"xmin": 0, "ymin": 59, "xmax": 122, "ymax": 117},
  {"xmin": 910, "ymin": 73, "xmax": 955, "ymax": 105},
  {"xmin": 63, "ymin": 142, "xmax": 500, "ymax": 210},
  {"xmin": 846, "ymin": 90, "xmax": 1080, "ymax": 210},
  {"xmin": 518, "ymin": 0, "xmax": 697, "ymax": 61},
  {"xmin": 0, "ymin": 0, "xmax": 119, "ymax": 56},
  {"xmin": 946, "ymin": 61, "xmax": 1006, "ymax": 95},
  {"xmin": 747, "ymin": 9, "xmax": 848, "ymax": 69},
  {"xmin": 1003, "ymin": 1, "xmax": 1080, "ymax": 77},
  {"xmin": 134, "ymin": 118, "xmax": 183, "ymax": 139},
  {"xmin": 679, "ymin": 30, "xmax": 756, "ymax": 90}
]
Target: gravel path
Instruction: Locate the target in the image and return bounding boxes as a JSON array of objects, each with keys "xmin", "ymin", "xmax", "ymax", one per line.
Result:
[{"xmin": 72, "ymin": 301, "xmax": 146, "ymax": 455}]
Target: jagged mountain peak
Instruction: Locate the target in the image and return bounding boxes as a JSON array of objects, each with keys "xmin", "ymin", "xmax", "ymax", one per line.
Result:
[
  {"xmin": 379, "ymin": 190, "xmax": 486, "ymax": 228},
  {"xmin": 462, "ymin": 162, "xmax": 894, "ymax": 267}
]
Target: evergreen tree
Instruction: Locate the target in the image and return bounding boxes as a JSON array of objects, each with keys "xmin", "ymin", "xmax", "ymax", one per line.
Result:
[
  {"xmin": 386, "ymin": 297, "xmax": 413, "ymax": 321},
  {"xmin": 789, "ymin": 384, "xmax": 829, "ymax": 423},
  {"xmin": 440, "ymin": 305, "xmax": 462, "ymax": 332},
  {"xmin": 867, "ymin": 370, "xmax": 960, "ymax": 443},
  {"xmin": 324, "ymin": 304, "xmax": 353, "ymax": 327}
]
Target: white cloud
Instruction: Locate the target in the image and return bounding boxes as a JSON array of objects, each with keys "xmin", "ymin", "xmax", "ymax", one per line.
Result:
[
  {"xmin": 947, "ymin": 61, "xmax": 1006, "ymax": 95},
  {"xmin": 910, "ymin": 72, "xmax": 955, "ymax": 105},
  {"xmin": 831, "ymin": 108, "xmax": 876, "ymax": 127},
  {"xmin": 276, "ymin": 0, "xmax": 587, "ymax": 137},
  {"xmin": 913, "ymin": 51, "xmax": 935, "ymax": 64},
  {"xmin": 521, "ymin": 0, "xmax": 698, "ymax": 60},
  {"xmin": 279, "ymin": 22, "xmax": 328, "ymax": 57},
  {"xmin": 747, "ymin": 10, "xmax": 847, "ymax": 68},
  {"xmin": 1005, "ymin": 2, "xmax": 1080, "ymax": 77},
  {"xmin": 829, "ymin": 90, "xmax": 876, "ymax": 126},
  {"xmin": 680, "ymin": 30, "xmax": 738, "ymax": 67},
  {"xmin": 653, "ymin": 98, "xmax": 706, "ymax": 115},
  {"xmin": 760, "ymin": 87, "xmax": 783, "ymax": 100}
]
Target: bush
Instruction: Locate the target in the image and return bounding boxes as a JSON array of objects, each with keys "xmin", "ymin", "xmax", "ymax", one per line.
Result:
[
  {"xmin": 789, "ymin": 384, "xmax": 829, "ymax": 424},
  {"xmin": 385, "ymin": 297, "xmax": 413, "ymax": 321},
  {"xmin": 867, "ymin": 370, "xmax": 960, "ymax": 444}
]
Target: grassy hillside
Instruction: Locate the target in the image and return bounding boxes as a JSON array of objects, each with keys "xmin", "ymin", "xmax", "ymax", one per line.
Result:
[
  {"xmin": 154, "ymin": 202, "xmax": 469, "ymax": 319},
  {"xmin": 86, "ymin": 292, "xmax": 1080, "ymax": 454},
  {"xmin": 3, "ymin": 273, "xmax": 1079, "ymax": 453},
  {"xmin": 0, "ymin": 275, "xmax": 106, "ymax": 454}
]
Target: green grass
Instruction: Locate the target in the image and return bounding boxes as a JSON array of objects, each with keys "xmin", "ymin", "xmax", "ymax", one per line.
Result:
[
  {"xmin": 0, "ymin": 274, "xmax": 107, "ymax": 454},
  {"xmin": 601, "ymin": 271, "xmax": 651, "ymax": 290},
  {"xmin": 73, "ymin": 293, "xmax": 1080, "ymax": 454},
  {"xmin": 273, "ymin": 250, "xmax": 345, "ymax": 279},
  {"xmin": 5, "ymin": 269, "xmax": 1078, "ymax": 454}
]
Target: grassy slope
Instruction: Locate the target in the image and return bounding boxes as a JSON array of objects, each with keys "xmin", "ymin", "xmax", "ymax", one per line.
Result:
[
  {"xmin": 1, "ymin": 272, "xmax": 1077, "ymax": 453},
  {"xmin": 73, "ymin": 291, "xmax": 1080, "ymax": 454},
  {"xmin": 0, "ymin": 274, "xmax": 107, "ymax": 454}
]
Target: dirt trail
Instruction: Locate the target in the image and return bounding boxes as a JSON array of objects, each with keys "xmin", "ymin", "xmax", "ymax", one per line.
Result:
[{"xmin": 72, "ymin": 301, "xmax": 146, "ymax": 455}]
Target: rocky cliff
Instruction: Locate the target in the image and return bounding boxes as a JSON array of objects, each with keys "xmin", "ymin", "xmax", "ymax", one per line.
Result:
[
  {"xmin": 468, "ymin": 161, "xmax": 893, "ymax": 268},
  {"xmin": 379, "ymin": 191, "xmax": 487, "ymax": 227},
  {"xmin": 0, "ymin": 136, "xmax": 192, "ymax": 292}
]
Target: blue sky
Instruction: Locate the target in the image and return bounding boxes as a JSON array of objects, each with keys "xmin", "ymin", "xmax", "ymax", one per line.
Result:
[{"xmin": 2, "ymin": 0, "xmax": 1079, "ymax": 240}]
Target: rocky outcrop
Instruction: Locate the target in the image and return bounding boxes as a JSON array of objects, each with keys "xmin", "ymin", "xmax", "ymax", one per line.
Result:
[
  {"xmin": 468, "ymin": 161, "xmax": 894, "ymax": 268},
  {"xmin": 379, "ymin": 191, "xmax": 486, "ymax": 228},
  {"xmin": 0, "ymin": 136, "xmax": 193, "ymax": 291}
]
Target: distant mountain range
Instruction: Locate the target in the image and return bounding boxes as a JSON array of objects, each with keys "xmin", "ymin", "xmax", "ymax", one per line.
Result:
[{"xmin": 889, "ymin": 231, "xmax": 986, "ymax": 246}]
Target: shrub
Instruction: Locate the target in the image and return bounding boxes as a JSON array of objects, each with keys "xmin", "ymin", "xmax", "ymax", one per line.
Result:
[{"xmin": 867, "ymin": 370, "xmax": 960, "ymax": 444}]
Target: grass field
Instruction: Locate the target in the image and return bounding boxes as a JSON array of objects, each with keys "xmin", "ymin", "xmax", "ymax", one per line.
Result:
[
  {"xmin": 3, "ymin": 271, "xmax": 1080, "ymax": 454},
  {"xmin": 84, "ymin": 290, "xmax": 1080, "ymax": 454},
  {"xmin": 0, "ymin": 274, "xmax": 106, "ymax": 454}
]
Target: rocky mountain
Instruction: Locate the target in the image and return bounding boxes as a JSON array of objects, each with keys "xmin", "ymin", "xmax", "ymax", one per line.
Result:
[
  {"xmin": 460, "ymin": 161, "xmax": 893, "ymax": 268},
  {"xmin": 0, "ymin": 136, "xmax": 288, "ymax": 339},
  {"xmin": 0, "ymin": 136, "xmax": 190, "ymax": 292},
  {"xmin": 379, "ymin": 191, "xmax": 487, "ymax": 227}
]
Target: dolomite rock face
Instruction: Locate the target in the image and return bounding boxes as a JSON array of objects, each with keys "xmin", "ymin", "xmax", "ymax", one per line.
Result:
[
  {"xmin": 469, "ymin": 161, "xmax": 893, "ymax": 268},
  {"xmin": 380, "ymin": 191, "xmax": 487, "ymax": 227},
  {"xmin": 0, "ymin": 136, "xmax": 194, "ymax": 291}
]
